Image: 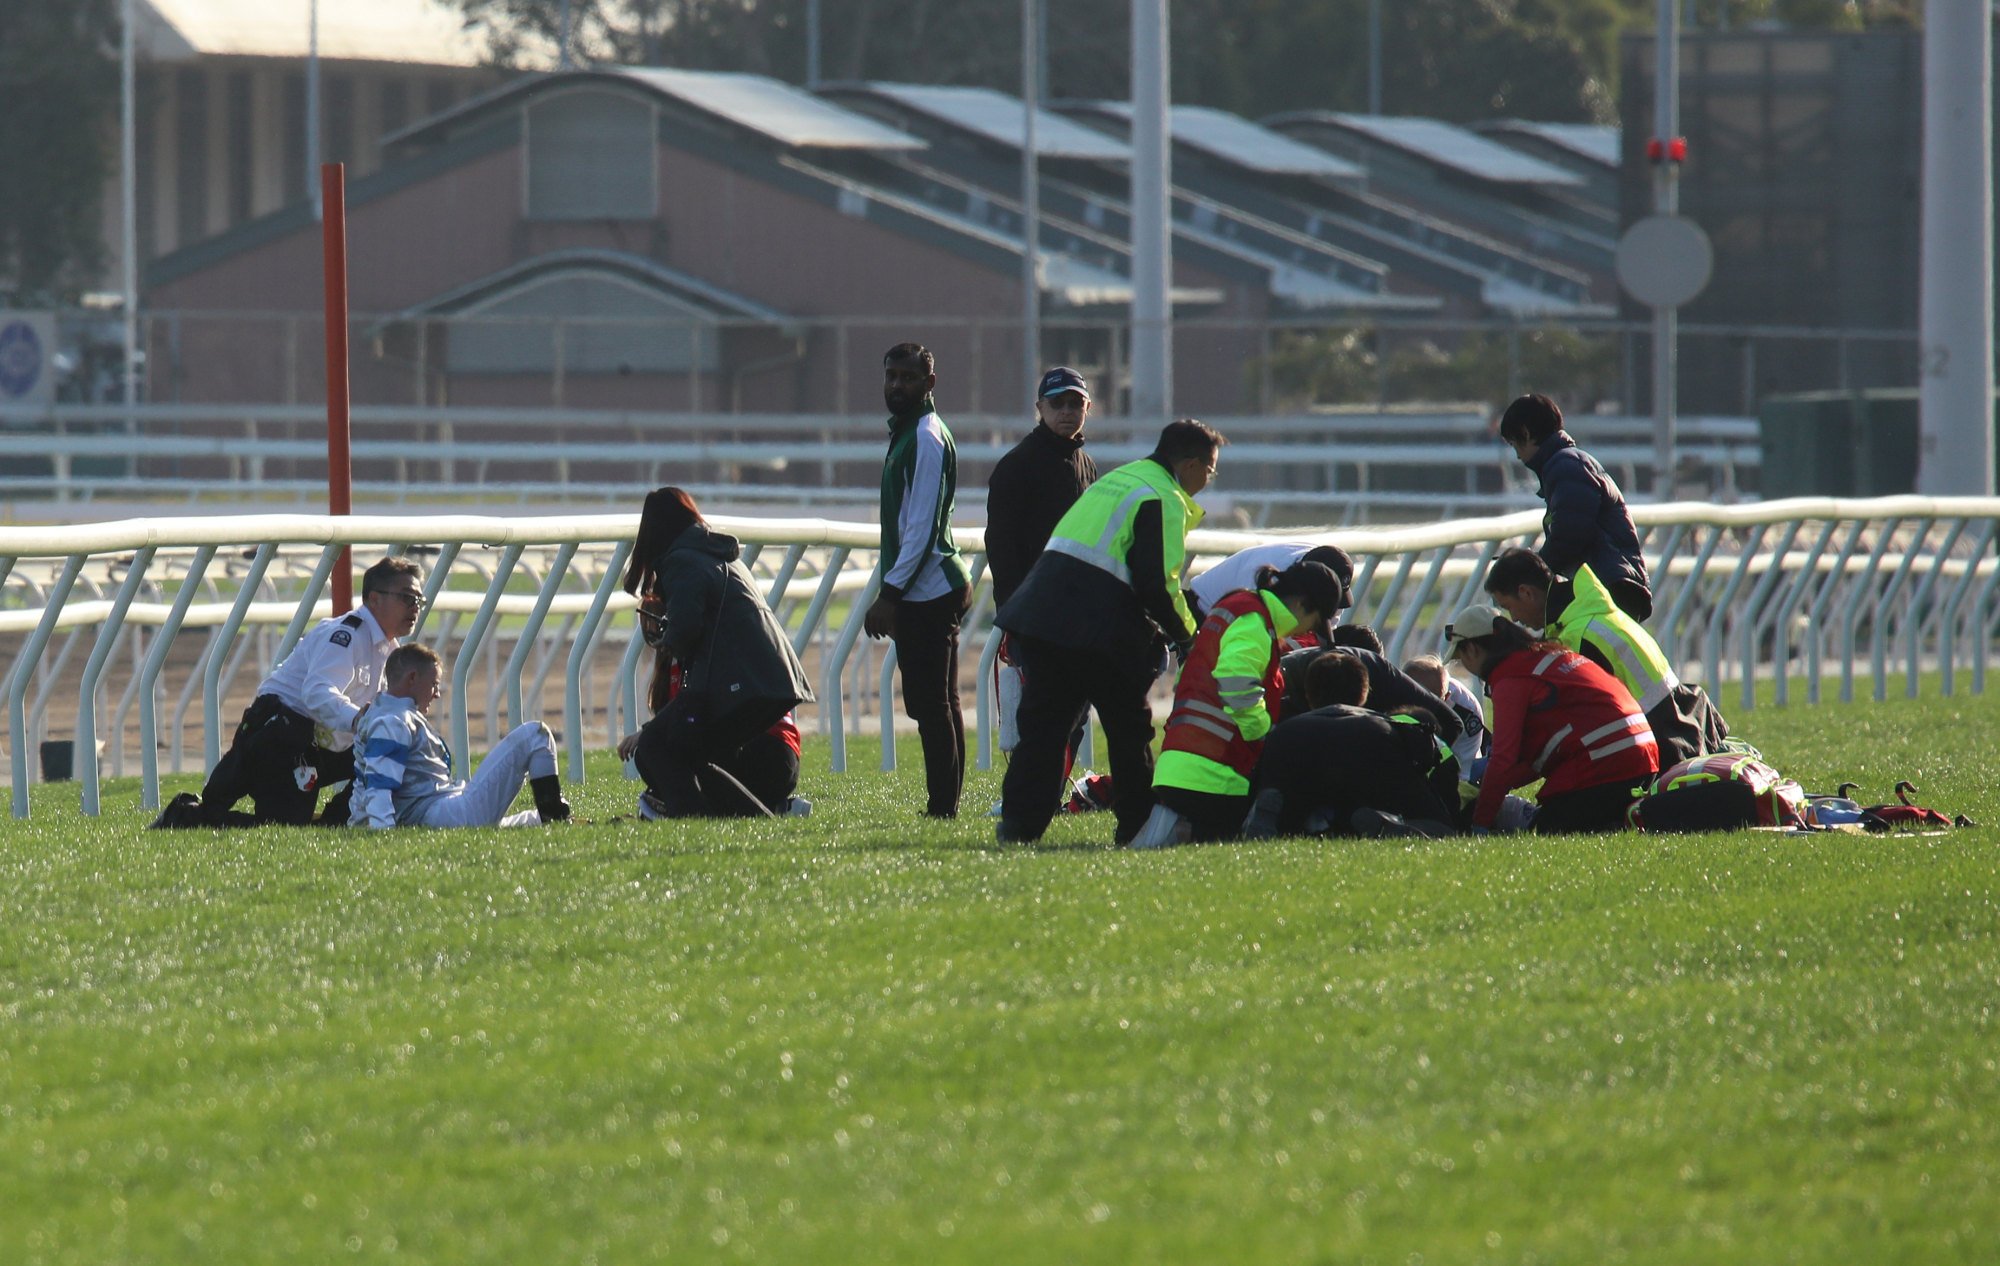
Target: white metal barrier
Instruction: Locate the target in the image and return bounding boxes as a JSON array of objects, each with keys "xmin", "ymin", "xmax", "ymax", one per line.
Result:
[
  {"xmin": 0, "ymin": 404, "xmax": 1761, "ymax": 526},
  {"xmin": 3, "ymin": 496, "xmax": 1996, "ymax": 820}
]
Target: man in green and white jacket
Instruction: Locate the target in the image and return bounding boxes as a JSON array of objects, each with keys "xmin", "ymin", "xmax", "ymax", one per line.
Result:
[{"xmin": 864, "ymin": 342, "xmax": 972, "ymax": 817}]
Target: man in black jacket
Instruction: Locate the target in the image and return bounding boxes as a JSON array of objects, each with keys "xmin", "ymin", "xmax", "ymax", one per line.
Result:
[
  {"xmin": 985, "ymin": 366, "xmax": 1099, "ymax": 607},
  {"xmin": 1276, "ymin": 643, "xmax": 1463, "ymax": 745},
  {"xmin": 1498, "ymin": 393, "xmax": 1652, "ymax": 623},
  {"xmin": 995, "ymin": 419, "xmax": 1221, "ymax": 844},
  {"xmin": 1244, "ymin": 652, "xmax": 1460, "ymax": 838},
  {"xmin": 986, "ymin": 367, "xmax": 1100, "ymax": 773}
]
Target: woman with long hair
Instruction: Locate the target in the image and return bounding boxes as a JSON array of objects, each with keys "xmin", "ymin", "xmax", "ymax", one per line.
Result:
[
  {"xmin": 616, "ymin": 487, "xmax": 814, "ymax": 818},
  {"xmin": 1446, "ymin": 602, "xmax": 1658, "ymax": 834}
]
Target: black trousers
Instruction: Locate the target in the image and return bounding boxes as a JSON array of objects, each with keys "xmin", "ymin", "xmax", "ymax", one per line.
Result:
[
  {"xmin": 1533, "ymin": 775, "xmax": 1653, "ymax": 835},
  {"xmin": 1155, "ymin": 784, "xmax": 1250, "ymax": 843},
  {"xmin": 892, "ymin": 591, "xmax": 966, "ymax": 818},
  {"xmin": 1000, "ymin": 635, "xmax": 1160, "ymax": 843},
  {"xmin": 198, "ymin": 694, "xmax": 354, "ymax": 826},
  {"xmin": 634, "ymin": 694, "xmax": 794, "ymax": 818}
]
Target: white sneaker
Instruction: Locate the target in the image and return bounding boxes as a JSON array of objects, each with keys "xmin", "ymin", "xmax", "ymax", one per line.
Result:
[
  {"xmin": 1128, "ymin": 803, "xmax": 1191, "ymax": 850},
  {"xmin": 636, "ymin": 790, "xmax": 667, "ymax": 821},
  {"xmin": 786, "ymin": 797, "xmax": 813, "ymax": 817}
]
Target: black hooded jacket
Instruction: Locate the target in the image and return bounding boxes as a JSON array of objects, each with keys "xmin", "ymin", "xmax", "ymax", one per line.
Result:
[{"xmin": 646, "ymin": 523, "xmax": 814, "ymax": 724}]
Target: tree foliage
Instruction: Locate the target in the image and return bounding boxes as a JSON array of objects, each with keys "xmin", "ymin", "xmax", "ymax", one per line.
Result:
[
  {"xmin": 0, "ymin": 0, "xmax": 116, "ymax": 303},
  {"xmin": 451, "ymin": 0, "xmax": 1923, "ymax": 127}
]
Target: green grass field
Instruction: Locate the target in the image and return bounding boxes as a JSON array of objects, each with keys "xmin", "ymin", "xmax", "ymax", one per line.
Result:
[{"xmin": 4, "ymin": 690, "xmax": 1998, "ymax": 1264}]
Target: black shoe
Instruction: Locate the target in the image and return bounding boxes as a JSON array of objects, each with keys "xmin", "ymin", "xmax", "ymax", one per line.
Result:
[
  {"xmin": 995, "ymin": 818, "xmax": 1039, "ymax": 844},
  {"xmin": 530, "ymin": 774, "xmax": 571, "ymax": 824},
  {"xmin": 1241, "ymin": 789, "xmax": 1284, "ymax": 840},
  {"xmin": 149, "ymin": 792, "xmax": 205, "ymax": 830}
]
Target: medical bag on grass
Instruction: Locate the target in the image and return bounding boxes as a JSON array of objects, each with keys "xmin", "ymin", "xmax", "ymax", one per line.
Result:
[{"xmin": 1626, "ymin": 753, "xmax": 1809, "ymax": 833}]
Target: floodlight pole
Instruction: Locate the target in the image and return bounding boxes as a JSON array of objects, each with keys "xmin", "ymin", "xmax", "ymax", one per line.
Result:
[
  {"xmin": 321, "ymin": 164, "xmax": 353, "ymax": 612},
  {"xmin": 308, "ymin": 0, "xmax": 321, "ymax": 219},
  {"xmin": 120, "ymin": 0, "xmax": 138, "ymax": 415},
  {"xmin": 1649, "ymin": 0, "xmax": 1680, "ymax": 494},
  {"xmin": 1918, "ymin": 2, "xmax": 1996, "ymax": 495},
  {"xmin": 806, "ymin": 0, "xmax": 821, "ymax": 87},
  {"xmin": 1129, "ymin": 0, "xmax": 1172, "ymax": 425},
  {"xmin": 1367, "ymin": 0, "xmax": 1382, "ymax": 114},
  {"xmin": 1022, "ymin": 0, "xmax": 1041, "ymax": 398}
]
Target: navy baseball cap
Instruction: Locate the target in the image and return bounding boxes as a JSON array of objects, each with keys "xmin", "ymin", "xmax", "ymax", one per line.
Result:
[{"xmin": 1038, "ymin": 366, "xmax": 1091, "ymax": 401}]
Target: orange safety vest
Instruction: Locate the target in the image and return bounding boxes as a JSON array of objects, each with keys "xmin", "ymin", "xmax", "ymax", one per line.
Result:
[{"xmin": 1161, "ymin": 590, "xmax": 1285, "ymax": 780}]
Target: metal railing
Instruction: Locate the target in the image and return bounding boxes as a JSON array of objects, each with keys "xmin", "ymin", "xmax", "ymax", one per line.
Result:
[
  {"xmin": 0, "ymin": 403, "xmax": 1762, "ymax": 525},
  {"xmin": 3, "ymin": 495, "xmax": 1996, "ymax": 819}
]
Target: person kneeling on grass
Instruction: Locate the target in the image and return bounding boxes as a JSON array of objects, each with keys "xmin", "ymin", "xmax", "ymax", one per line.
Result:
[
  {"xmin": 1446, "ymin": 602, "xmax": 1658, "ymax": 835},
  {"xmin": 1134, "ymin": 559, "xmax": 1345, "ymax": 846},
  {"xmin": 620, "ymin": 486, "xmax": 815, "ymax": 820},
  {"xmin": 619, "ymin": 645, "xmax": 810, "ymax": 819},
  {"xmin": 1242, "ymin": 651, "xmax": 1459, "ymax": 839},
  {"xmin": 350, "ymin": 644, "xmax": 570, "ymax": 828}
]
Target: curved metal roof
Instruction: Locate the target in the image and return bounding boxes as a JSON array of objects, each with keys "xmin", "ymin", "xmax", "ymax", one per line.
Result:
[
  {"xmin": 859, "ymin": 83, "xmax": 1130, "ymax": 161},
  {"xmin": 1281, "ymin": 114, "xmax": 1584, "ymax": 186}
]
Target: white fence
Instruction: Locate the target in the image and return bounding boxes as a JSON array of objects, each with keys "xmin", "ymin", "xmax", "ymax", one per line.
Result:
[
  {"xmin": 0, "ymin": 404, "xmax": 1762, "ymax": 525},
  {"xmin": 3, "ymin": 496, "xmax": 1997, "ymax": 820}
]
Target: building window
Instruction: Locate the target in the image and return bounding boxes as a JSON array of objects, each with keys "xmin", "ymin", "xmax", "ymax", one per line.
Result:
[
  {"xmin": 175, "ymin": 68, "xmax": 208, "ymax": 246},
  {"xmin": 523, "ymin": 88, "xmax": 657, "ymax": 221},
  {"xmin": 227, "ymin": 72, "xmax": 253, "ymax": 225},
  {"xmin": 445, "ymin": 273, "xmax": 718, "ymax": 375}
]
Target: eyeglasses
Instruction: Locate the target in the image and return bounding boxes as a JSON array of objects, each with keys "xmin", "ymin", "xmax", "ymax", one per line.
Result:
[{"xmin": 378, "ymin": 590, "xmax": 426, "ymax": 609}]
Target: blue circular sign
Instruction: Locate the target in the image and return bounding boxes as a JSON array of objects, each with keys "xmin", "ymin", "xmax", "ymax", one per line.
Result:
[{"xmin": 0, "ymin": 319, "xmax": 44, "ymax": 400}]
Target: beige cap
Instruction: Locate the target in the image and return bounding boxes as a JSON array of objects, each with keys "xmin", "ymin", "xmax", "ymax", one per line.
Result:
[{"xmin": 1444, "ymin": 601, "xmax": 1514, "ymax": 651}]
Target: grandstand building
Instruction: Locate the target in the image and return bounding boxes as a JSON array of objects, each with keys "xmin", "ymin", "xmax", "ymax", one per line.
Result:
[
  {"xmin": 141, "ymin": 66, "xmax": 1619, "ymax": 417},
  {"xmin": 110, "ymin": 0, "xmax": 500, "ymax": 277}
]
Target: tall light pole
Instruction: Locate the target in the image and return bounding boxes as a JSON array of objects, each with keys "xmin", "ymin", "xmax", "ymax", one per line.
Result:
[
  {"xmin": 1367, "ymin": 0, "xmax": 1382, "ymax": 114},
  {"xmin": 1021, "ymin": 0, "xmax": 1040, "ymax": 398},
  {"xmin": 1649, "ymin": 0, "xmax": 1680, "ymax": 489},
  {"xmin": 120, "ymin": 0, "xmax": 138, "ymax": 410},
  {"xmin": 1918, "ymin": 1, "xmax": 1995, "ymax": 495},
  {"xmin": 806, "ymin": 0, "xmax": 821, "ymax": 87},
  {"xmin": 307, "ymin": 0, "xmax": 321, "ymax": 218},
  {"xmin": 1129, "ymin": 0, "xmax": 1172, "ymax": 425}
]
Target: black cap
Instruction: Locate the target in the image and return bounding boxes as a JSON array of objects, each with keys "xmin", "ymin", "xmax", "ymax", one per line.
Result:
[
  {"xmin": 1301, "ymin": 545, "xmax": 1354, "ymax": 606},
  {"xmin": 1038, "ymin": 366, "xmax": 1091, "ymax": 402},
  {"xmin": 1280, "ymin": 560, "xmax": 1347, "ymax": 645}
]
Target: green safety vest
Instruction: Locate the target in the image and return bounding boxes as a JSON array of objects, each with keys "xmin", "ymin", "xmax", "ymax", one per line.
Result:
[
  {"xmin": 1043, "ymin": 457, "xmax": 1203, "ymax": 633},
  {"xmin": 1551, "ymin": 564, "xmax": 1678, "ymax": 712}
]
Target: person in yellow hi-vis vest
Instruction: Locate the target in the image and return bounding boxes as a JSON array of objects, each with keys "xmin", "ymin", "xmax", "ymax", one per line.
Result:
[
  {"xmin": 1482, "ymin": 547, "xmax": 1729, "ymax": 765},
  {"xmin": 994, "ymin": 419, "xmax": 1224, "ymax": 845},
  {"xmin": 1131, "ymin": 560, "xmax": 1346, "ymax": 846}
]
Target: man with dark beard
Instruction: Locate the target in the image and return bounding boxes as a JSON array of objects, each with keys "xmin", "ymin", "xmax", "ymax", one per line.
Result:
[{"xmin": 864, "ymin": 343, "xmax": 972, "ymax": 818}]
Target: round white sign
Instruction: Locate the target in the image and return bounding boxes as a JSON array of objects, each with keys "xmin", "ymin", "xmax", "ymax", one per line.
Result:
[{"xmin": 1616, "ymin": 214, "xmax": 1714, "ymax": 309}]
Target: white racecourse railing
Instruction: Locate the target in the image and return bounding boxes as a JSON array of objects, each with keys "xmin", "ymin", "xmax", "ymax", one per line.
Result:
[
  {"xmin": 0, "ymin": 404, "xmax": 1761, "ymax": 526},
  {"xmin": 1, "ymin": 496, "xmax": 1997, "ymax": 820}
]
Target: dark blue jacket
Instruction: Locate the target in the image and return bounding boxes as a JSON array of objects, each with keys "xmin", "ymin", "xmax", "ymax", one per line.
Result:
[{"xmin": 1526, "ymin": 433, "xmax": 1650, "ymax": 599}]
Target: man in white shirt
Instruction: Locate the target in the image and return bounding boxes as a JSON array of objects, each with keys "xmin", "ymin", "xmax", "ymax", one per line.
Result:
[
  {"xmin": 157, "ymin": 557, "xmax": 423, "ymax": 827},
  {"xmin": 350, "ymin": 644, "xmax": 569, "ymax": 829}
]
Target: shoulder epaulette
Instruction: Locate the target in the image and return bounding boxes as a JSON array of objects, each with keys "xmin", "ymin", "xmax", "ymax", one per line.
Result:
[{"xmin": 341, "ymin": 613, "xmax": 365, "ymax": 628}]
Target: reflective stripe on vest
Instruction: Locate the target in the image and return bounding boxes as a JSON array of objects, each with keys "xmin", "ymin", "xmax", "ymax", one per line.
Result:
[
  {"xmin": 1581, "ymin": 713, "xmax": 1653, "ymax": 761},
  {"xmin": 1558, "ymin": 566, "xmax": 1678, "ymax": 711},
  {"xmin": 1041, "ymin": 460, "xmax": 1197, "ymax": 595}
]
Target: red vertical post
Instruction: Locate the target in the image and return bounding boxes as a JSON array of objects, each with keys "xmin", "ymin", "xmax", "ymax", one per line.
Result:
[{"xmin": 321, "ymin": 163, "xmax": 354, "ymax": 612}]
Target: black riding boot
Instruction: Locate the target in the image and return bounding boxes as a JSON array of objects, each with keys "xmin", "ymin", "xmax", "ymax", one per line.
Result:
[{"xmin": 531, "ymin": 775, "xmax": 571, "ymax": 824}]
